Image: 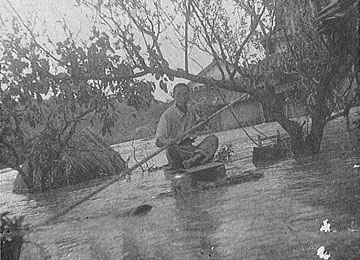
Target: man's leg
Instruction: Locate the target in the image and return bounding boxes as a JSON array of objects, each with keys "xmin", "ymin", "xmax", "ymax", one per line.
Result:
[
  {"xmin": 182, "ymin": 135, "xmax": 219, "ymax": 168},
  {"xmin": 166, "ymin": 144, "xmax": 195, "ymax": 169}
]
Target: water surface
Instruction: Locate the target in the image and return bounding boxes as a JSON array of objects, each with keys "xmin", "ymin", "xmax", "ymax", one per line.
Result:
[{"xmin": 1, "ymin": 113, "xmax": 359, "ymax": 260}]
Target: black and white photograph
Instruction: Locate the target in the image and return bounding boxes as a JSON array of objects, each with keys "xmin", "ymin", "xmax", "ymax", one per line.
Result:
[{"xmin": 1, "ymin": 0, "xmax": 359, "ymax": 259}]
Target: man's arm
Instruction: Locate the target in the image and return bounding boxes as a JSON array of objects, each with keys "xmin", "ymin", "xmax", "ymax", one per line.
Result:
[
  {"xmin": 156, "ymin": 135, "xmax": 178, "ymax": 147},
  {"xmin": 155, "ymin": 114, "xmax": 170, "ymax": 147}
]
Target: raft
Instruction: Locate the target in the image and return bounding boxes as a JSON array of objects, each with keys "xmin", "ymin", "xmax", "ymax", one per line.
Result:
[
  {"xmin": 163, "ymin": 162, "xmax": 227, "ymax": 193},
  {"xmin": 163, "ymin": 162, "xmax": 226, "ymax": 182},
  {"xmin": 160, "ymin": 162, "xmax": 264, "ymax": 195}
]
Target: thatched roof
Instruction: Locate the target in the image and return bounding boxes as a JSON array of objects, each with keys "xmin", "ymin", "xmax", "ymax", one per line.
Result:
[
  {"xmin": 62, "ymin": 127, "xmax": 126, "ymax": 184},
  {"xmin": 14, "ymin": 127, "xmax": 127, "ymax": 193}
]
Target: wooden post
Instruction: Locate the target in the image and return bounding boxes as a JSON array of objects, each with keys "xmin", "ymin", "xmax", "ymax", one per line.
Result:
[
  {"xmin": 258, "ymin": 135, "xmax": 262, "ymax": 148},
  {"xmin": 276, "ymin": 130, "xmax": 280, "ymax": 144}
]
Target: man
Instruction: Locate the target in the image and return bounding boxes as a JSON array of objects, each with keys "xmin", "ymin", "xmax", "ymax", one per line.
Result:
[{"xmin": 156, "ymin": 83, "xmax": 218, "ymax": 169}]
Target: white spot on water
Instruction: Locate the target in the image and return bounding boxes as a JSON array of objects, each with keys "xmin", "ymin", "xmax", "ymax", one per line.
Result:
[
  {"xmin": 317, "ymin": 246, "xmax": 331, "ymax": 259},
  {"xmin": 320, "ymin": 219, "xmax": 331, "ymax": 233}
]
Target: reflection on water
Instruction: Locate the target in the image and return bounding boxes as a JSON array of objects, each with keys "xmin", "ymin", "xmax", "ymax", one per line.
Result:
[
  {"xmin": 1, "ymin": 111, "xmax": 359, "ymax": 259},
  {"xmin": 121, "ymin": 187, "xmax": 226, "ymax": 260},
  {"xmin": 172, "ymin": 190, "xmax": 226, "ymax": 260}
]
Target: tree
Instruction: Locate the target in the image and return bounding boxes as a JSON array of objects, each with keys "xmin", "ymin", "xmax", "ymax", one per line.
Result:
[
  {"xmin": 316, "ymin": 0, "xmax": 360, "ymax": 130},
  {"xmin": 0, "ymin": 4, "xmax": 155, "ymax": 190},
  {"xmin": 1, "ymin": 0, "xmax": 358, "ymax": 185},
  {"xmin": 72, "ymin": 0, "xmax": 358, "ymax": 155}
]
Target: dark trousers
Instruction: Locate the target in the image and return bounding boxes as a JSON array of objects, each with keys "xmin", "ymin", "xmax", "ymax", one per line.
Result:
[{"xmin": 166, "ymin": 135, "xmax": 218, "ymax": 169}]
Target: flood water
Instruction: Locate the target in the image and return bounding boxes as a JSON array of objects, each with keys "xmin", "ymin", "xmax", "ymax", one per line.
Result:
[{"xmin": 1, "ymin": 110, "xmax": 360, "ymax": 260}]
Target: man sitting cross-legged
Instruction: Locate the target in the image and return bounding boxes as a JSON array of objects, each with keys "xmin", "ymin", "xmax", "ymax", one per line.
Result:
[{"xmin": 155, "ymin": 83, "xmax": 218, "ymax": 169}]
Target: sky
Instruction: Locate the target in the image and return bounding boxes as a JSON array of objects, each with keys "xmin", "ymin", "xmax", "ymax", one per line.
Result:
[{"xmin": 0, "ymin": 0, "xmax": 215, "ymax": 102}]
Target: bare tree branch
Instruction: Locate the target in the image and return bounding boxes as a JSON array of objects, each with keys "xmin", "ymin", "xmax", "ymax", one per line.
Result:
[
  {"xmin": 6, "ymin": 0, "xmax": 66, "ymax": 67},
  {"xmin": 230, "ymin": 5, "xmax": 266, "ymax": 80},
  {"xmin": 190, "ymin": 1, "xmax": 225, "ymax": 79},
  {"xmin": 192, "ymin": 2, "xmax": 231, "ymax": 76}
]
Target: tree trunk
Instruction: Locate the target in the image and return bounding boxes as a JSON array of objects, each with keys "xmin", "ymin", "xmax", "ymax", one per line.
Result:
[
  {"xmin": 13, "ymin": 161, "xmax": 35, "ymax": 193},
  {"xmin": 306, "ymin": 114, "xmax": 326, "ymax": 154},
  {"xmin": 262, "ymin": 93, "xmax": 326, "ymax": 156}
]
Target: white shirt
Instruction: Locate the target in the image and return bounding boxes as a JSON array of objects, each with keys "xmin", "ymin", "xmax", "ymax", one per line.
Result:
[{"xmin": 156, "ymin": 104, "xmax": 198, "ymax": 145}]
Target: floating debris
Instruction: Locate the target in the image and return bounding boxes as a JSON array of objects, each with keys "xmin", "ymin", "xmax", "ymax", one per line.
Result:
[
  {"xmin": 115, "ymin": 204, "xmax": 153, "ymax": 218},
  {"xmin": 320, "ymin": 219, "xmax": 331, "ymax": 233},
  {"xmin": 126, "ymin": 204, "xmax": 153, "ymax": 216},
  {"xmin": 317, "ymin": 246, "xmax": 331, "ymax": 260},
  {"xmin": 1, "ymin": 212, "xmax": 27, "ymax": 260},
  {"xmin": 214, "ymin": 143, "xmax": 234, "ymax": 163}
]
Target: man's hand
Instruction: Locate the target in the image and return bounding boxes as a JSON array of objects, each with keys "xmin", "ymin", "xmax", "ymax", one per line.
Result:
[
  {"xmin": 182, "ymin": 132, "xmax": 198, "ymax": 142},
  {"xmin": 155, "ymin": 138, "xmax": 164, "ymax": 148},
  {"xmin": 156, "ymin": 137, "xmax": 178, "ymax": 147},
  {"xmin": 194, "ymin": 117, "xmax": 208, "ymax": 132}
]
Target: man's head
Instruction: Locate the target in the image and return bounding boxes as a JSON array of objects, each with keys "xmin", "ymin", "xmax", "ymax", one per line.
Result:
[{"xmin": 173, "ymin": 83, "xmax": 190, "ymax": 108}]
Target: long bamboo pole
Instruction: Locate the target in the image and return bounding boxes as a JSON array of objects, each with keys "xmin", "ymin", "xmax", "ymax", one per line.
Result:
[{"xmin": 33, "ymin": 94, "xmax": 248, "ymax": 228}]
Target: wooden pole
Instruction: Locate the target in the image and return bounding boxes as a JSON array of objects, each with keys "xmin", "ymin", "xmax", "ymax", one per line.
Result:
[{"xmin": 33, "ymin": 94, "xmax": 248, "ymax": 228}]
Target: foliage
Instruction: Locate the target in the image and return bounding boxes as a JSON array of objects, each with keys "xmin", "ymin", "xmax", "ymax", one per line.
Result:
[
  {"xmin": 0, "ymin": 14, "xmax": 155, "ymax": 183},
  {"xmin": 1, "ymin": 212, "xmax": 27, "ymax": 260},
  {"xmin": 1, "ymin": 0, "xmax": 359, "ymax": 183},
  {"xmin": 1, "ymin": 212, "xmax": 51, "ymax": 259},
  {"xmin": 71, "ymin": 0, "xmax": 358, "ymax": 154},
  {"xmin": 214, "ymin": 143, "xmax": 234, "ymax": 162}
]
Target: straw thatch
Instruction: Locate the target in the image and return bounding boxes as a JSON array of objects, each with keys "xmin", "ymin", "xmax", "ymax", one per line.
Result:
[{"xmin": 13, "ymin": 127, "xmax": 126, "ymax": 193}]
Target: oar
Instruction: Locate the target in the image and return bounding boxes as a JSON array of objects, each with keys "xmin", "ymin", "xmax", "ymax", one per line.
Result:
[{"xmin": 33, "ymin": 94, "xmax": 248, "ymax": 228}]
